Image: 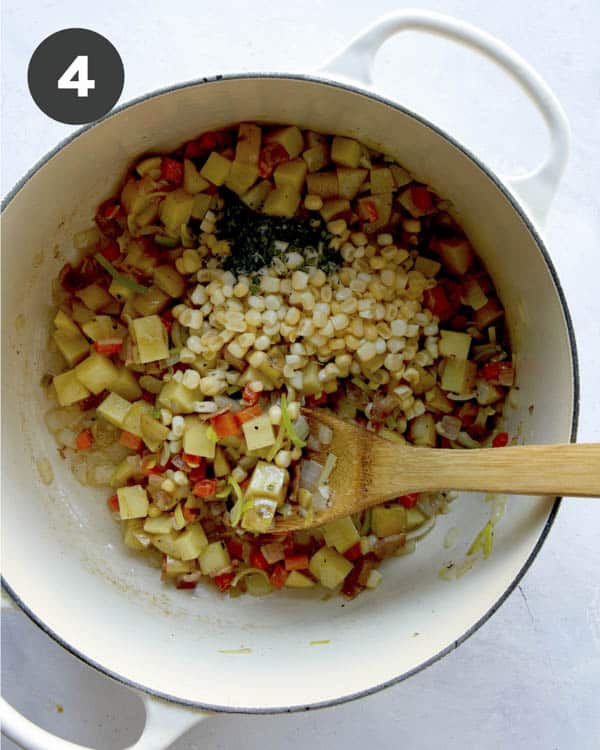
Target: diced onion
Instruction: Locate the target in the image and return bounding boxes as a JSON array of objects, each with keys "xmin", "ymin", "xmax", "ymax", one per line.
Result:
[
  {"xmin": 300, "ymin": 460, "xmax": 323, "ymax": 494},
  {"xmin": 318, "ymin": 424, "xmax": 333, "ymax": 446},
  {"xmin": 436, "ymin": 415, "xmax": 461, "ymax": 440}
]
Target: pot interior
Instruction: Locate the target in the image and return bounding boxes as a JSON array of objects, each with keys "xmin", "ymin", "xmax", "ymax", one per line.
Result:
[{"xmin": 1, "ymin": 76, "xmax": 576, "ymax": 710}]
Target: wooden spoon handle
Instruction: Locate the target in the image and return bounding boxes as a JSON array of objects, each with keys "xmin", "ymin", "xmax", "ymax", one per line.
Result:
[{"xmin": 373, "ymin": 443, "xmax": 600, "ymax": 498}]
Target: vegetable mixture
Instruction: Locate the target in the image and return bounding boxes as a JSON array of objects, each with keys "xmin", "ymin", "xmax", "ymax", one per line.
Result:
[{"xmin": 44, "ymin": 123, "xmax": 514, "ymax": 599}]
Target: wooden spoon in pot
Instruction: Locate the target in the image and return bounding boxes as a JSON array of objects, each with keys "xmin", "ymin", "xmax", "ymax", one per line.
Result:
[{"xmin": 273, "ymin": 409, "xmax": 600, "ymax": 532}]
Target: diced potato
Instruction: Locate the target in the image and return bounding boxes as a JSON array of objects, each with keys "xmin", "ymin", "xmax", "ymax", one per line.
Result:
[
  {"xmin": 122, "ymin": 400, "xmax": 153, "ymax": 437},
  {"xmin": 76, "ymin": 284, "xmax": 113, "ymax": 312},
  {"xmin": 323, "ymin": 516, "xmax": 360, "ymax": 554},
  {"xmin": 370, "ymin": 166, "xmax": 394, "ymax": 194},
  {"xmin": 357, "ymin": 194, "xmax": 392, "ymax": 233},
  {"xmin": 135, "ymin": 155, "xmax": 162, "ymax": 178},
  {"xmin": 305, "ymin": 131, "xmax": 328, "ymax": 148},
  {"xmin": 225, "ymin": 161, "xmax": 259, "ymax": 195},
  {"xmin": 309, "ymin": 547, "xmax": 353, "ymax": 589},
  {"xmin": 241, "ymin": 180, "xmax": 272, "ymax": 210},
  {"xmin": 302, "ymin": 144, "xmax": 329, "ymax": 173},
  {"xmin": 159, "ymin": 189, "xmax": 194, "ymax": 235},
  {"xmin": 331, "ymin": 136, "xmax": 361, "ymax": 168},
  {"xmin": 183, "ymin": 417, "xmax": 216, "ymax": 459},
  {"xmin": 191, "ymin": 192, "xmax": 212, "ymax": 220},
  {"xmin": 121, "ymin": 175, "xmax": 156, "ymax": 215},
  {"xmin": 320, "ymin": 198, "xmax": 350, "ymax": 222},
  {"xmin": 302, "ymin": 361, "xmax": 321, "ymax": 395},
  {"xmin": 408, "ymin": 413, "xmax": 437, "ymax": 447},
  {"xmin": 424, "ymin": 386, "xmax": 454, "ymax": 414},
  {"xmin": 371, "ymin": 505, "xmax": 407, "ymax": 536},
  {"xmin": 473, "ymin": 298, "xmax": 504, "ymax": 329},
  {"xmin": 390, "ymin": 164, "xmax": 412, "ymax": 188},
  {"xmin": 285, "ymin": 570, "xmax": 316, "ymax": 588},
  {"xmin": 242, "ymin": 415, "xmax": 276, "ymax": 451},
  {"xmin": 117, "ymin": 485, "xmax": 149, "ymax": 520},
  {"xmin": 183, "ymin": 159, "xmax": 210, "ymax": 194},
  {"xmin": 53, "ymin": 369, "xmax": 90, "ymax": 406},
  {"xmin": 439, "ymin": 330, "xmax": 472, "ymax": 360},
  {"xmin": 241, "ymin": 497, "xmax": 278, "ymax": 533},
  {"xmin": 337, "ymin": 167, "xmax": 368, "ymax": 199},
  {"xmin": 71, "ymin": 300, "xmax": 96, "ymax": 324},
  {"xmin": 150, "ymin": 531, "xmax": 178, "ymax": 557},
  {"xmin": 74, "ymin": 352, "xmax": 119, "ymax": 394},
  {"xmin": 438, "ymin": 237, "xmax": 475, "ymax": 276},
  {"xmin": 123, "ymin": 519, "xmax": 150, "ymax": 551},
  {"xmin": 163, "ymin": 556, "xmax": 197, "ymax": 577},
  {"xmin": 406, "ymin": 508, "xmax": 427, "ymax": 531},
  {"xmin": 274, "ymin": 159, "xmax": 307, "ymax": 193},
  {"xmin": 110, "ymin": 456, "xmax": 139, "ymax": 488},
  {"xmin": 132, "ymin": 285, "xmax": 170, "ymax": 317},
  {"xmin": 213, "ymin": 446, "xmax": 230, "ymax": 477},
  {"xmin": 81, "ymin": 315, "xmax": 126, "ymax": 342},
  {"xmin": 140, "ymin": 413, "xmax": 170, "ymax": 451},
  {"xmin": 265, "ymin": 126, "xmax": 303, "ymax": 158},
  {"xmin": 126, "ymin": 238, "xmax": 160, "ymax": 274},
  {"xmin": 306, "ymin": 172, "xmax": 339, "ymax": 198},
  {"xmin": 379, "ymin": 428, "xmax": 407, "ymax": 445},
  {"xmin": 53, "ymin": 330, "xmax": 89, "ymax": 367},
  {"xmin": 158, "ymin": 379, "xmax": 198, "ymax": 413},
  {"xmin": 132, "ymin": 315, "xmax": 169, "ymax": 363},
  {"xmin": 200, "ymin": 152, "xmax": 232, "ymax": 186},
  {"xmin": 397, "ymin": 185, "xmax": 436, "ymax": 218},
  {"xmin": 152, "ymin": 265, "xmax": 185, "ymax": 299},
  {"xmin": 246, "ymin": 461, "xmax": 288, "ymax": 502},
  {"xmin": 199, "ymin": 541, "xmax": 231, "ymax": 576},
  {"xmin": 475, "ymin": 378, "xmax": 504, "ymax": 406},
  {"xmin": 236, "ymin": 123, "xmax": 262, "ymax": 165},
  {"xmin": 54, "ymin": 309, "xmax": 81, "ymax": 336},
  {"xmin": 441, "ymin": 358, "xmax": 477, "ymax": 394},
  {"xmin": 414, "ymin": 256, "xmax": 441, "ymax": 278},
  {"xmin": 262, "ymin": 186, "xmax": 301, "ymax": 218},
  {"xmin": 173, "ymin": 524, "xmax": 208, "ymax": 560},
  {"xmin": 109, "ymin": 278, "xmax": 135, "ymax": 302},
  {"xmin": 97, "ymin": 392, "xmax": 133, "ymax": 428},
  {"xmin": 144, "ymin": 514, "xmax": 174, "ymax": 534}
]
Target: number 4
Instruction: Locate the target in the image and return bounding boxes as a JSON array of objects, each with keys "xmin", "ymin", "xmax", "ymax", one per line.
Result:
[{"xmin": 58, "ymin": 55, "xmax": 95, "ymax": 98}]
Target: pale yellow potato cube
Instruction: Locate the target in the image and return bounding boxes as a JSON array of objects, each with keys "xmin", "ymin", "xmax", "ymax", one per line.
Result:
[
  {"xmin": 199, "ymin": 541, "xmax": 231, "ymax": 576},
  {"xmin": 173, "ymin": 524, "xmax": 209, "ymax": 560},
  {"xmin": 132, "ymin": 315, "xmax": 169, "ymax": 363},
  {"xmin": 371, "ymin": 505, "xmax": 407, "ymax": 537},
  {"xmin": 225, "ymin": 161, "xmax": 259, "ymax": 195},
  {"xmin": 97, "ymin": 392, "xmax": 133, "ymax": 429},
  {"xmin": 284, "ymin": 571, "xmax": 316, "ymax": 588},
  {"xmin": 53, "ymin": 330, "xmax": 89, "ymax": 367},
  {"xmin": 117, "ymin": 485, "xmax": 149, "ymax": 520},
  {"xmin": 323, "ymin": 516, "xmax": 360, "ymax": 554},
  {"xmin": 110, "ymin": 368, "xmax": 142, "ymax": 401},
  {"xmin": 242, "ymin": 415, "xmax": 276, "ymax": 451},
  {"xmin": 331, "ymin": 136, "xmax": 361, "ymax": 168},
  {"xmin": 158, "ymin": 380, "xmax": 198, "ymax": 413},
  {"xmin": 76, "ymin": 284, "xmax": 113, "ymax": 312},
  {"xmin": 265, "ymin": 126, "xmax": 303, "ymax": 158},
  {"xmin": 246, "ymin": 461, "xmax": 288, "ymax": 502},
  {"xmin": 262, "ymin": 186, "xmax": 301, "ymax": 218},
  {"xmin": 274, "ymin": 159, "xmax": 307, "ymax": 193},
  {"xmin": 309, "ymin": 547, "xmax": 353, "ymax": 589},
  {"xmin": 122, "ymin": 400, "xmax": 154, "ymax": 437},
  {"xmin": 74, "ymin": 352, "xmax": 119, "ymax": 394},
  {"xmin": 235, "ymin": 123, "xmax": 262, "ymax": 164},
  {"xmin": 53, "ymin": 369, "xmax": 90, "ymax": 406},
  {"xmin": 241, "ymin": 497, "xmax": 278, "ymax": 533},
  {"xmin": 183, "ymin": 159, "xmax": 210, "ymax": 194},
  {"xmin": 183, "ymin": 417, "xmax": 216, "ymax": 458},
  {"xmin": 439, "ymin": 330, "xmax": 472, "ymax": 360},
  {"xmin": 200, "ymin": 152, "xmax": 232, "ymax": 185}
]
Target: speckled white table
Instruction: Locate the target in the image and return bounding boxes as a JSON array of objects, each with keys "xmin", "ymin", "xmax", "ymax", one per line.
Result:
[{"xmin": 2, "ymin": 1, "xmax": 599, "ymax": 748}]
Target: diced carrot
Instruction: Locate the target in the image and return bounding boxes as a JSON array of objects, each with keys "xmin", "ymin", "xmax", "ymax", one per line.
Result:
[
  {"xmin": 344, "ymin": 542, "xmax": 362, "ymax": 561},
  {"xmin": 192, "ymin": 478, "xmax": 217, "ymax": 497},
  {"xmin": 411, "ymin": 185, "xmax": 433, "ymax": 211},
  {"xmin": 141, "ymin": 456, "xmax": 163, "ymax": 476},
  {"xmin": 492, "ymin": 432, "xmax": 509, "ymax": 448},
  {"xmin": 107, "ymin": 494, "xmax": 119, "ymax": 512},
  {"xmin": 120, "ymin": 431, "xmax": 143, "ymax": 451},
  {"xmin": 160, "ymin": 157, "xmax": 184, "ymax": 184},
  {"xmin": 258, "ymin": 143, "xmax": 289, "ymax": 178},
  {"xmin": 269, "ymin": 564, "xmax": 289, "ymax": 589},
  {"xmin": 242, "ymin": 383, "xmax": 261, "ymax": 406},
  {"xmin": 75, "ymin": 429, "xmax": 94, "ymax": 450},
  {"xmin": 361, "ymin": 199, "xmax": 378, "ymax": 223},
  {"xmin": 182, "ymin": 504, "xmax": 198, "ymax": 523},
  {"xmin": 211, "ymin": 411, "xmax": 241, "ymax": 438},
  {"xmin": 94, "ymin": 339, "xmax": 123, "ymax": 355},
  {"xmin": 249, "ymin": 549, "xmax": 269, "ymax": 571},
  {"xmin": 214, "ymin": 572, "xmax": 235, "ymax": 592},
  {"xmin": 236, "ymin": 404, "xmax": 262, "ymax": 425},
  {"xmin": 399, "ymin": 493, "xmax": 419, "ymax": 509},
  {"xmin": 284, "ymin": 553, "xmax": 309, "ymax": 571}
]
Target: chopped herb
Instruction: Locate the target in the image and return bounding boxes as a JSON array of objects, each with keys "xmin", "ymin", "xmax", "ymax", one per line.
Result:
[
  {"xmin": 95, "ymin": 253, "xmax": 149, "ymax": 294},
  {"xmin": 217, "ymin": 189, "xmax": 339, "ymax": 276}
]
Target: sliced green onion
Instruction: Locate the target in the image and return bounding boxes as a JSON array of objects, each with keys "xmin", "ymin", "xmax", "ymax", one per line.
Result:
[
  {"xmin": 228, "ymin": 475, "xmax": 244, "ymax": 527},
  {"xmin": 280, "ymin": 393, "xmax": 306, "ymax": 449},
  {"xmin": 216, "ymin": 487, "xmax": 231, "ymax": 499},
  {"xmin": 351, "ymin": 377, "xmax": 369, "ymax": 392},
  {"xmin": 467, "ymin": 521, "xmax": 493, "ymax": 559},
  {"xmin": 95, "ymin": 253, "xmax": 149, "ymax": 294}
]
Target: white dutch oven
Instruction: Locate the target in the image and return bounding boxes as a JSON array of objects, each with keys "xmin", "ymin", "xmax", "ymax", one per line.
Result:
[{"xmin": 1, "ymin": 11, "xmax": 578, "ymax": 750}]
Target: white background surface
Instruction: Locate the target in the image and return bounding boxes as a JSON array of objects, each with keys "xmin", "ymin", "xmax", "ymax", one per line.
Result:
[{"xmin": 1, "ymin": 1, "xmax": 599, "ymax": 748}]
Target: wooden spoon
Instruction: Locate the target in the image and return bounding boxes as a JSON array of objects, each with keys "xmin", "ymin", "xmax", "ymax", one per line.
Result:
[{"xmin": 274, "ymin": 409, "xmax": 600, "ymax": 532}]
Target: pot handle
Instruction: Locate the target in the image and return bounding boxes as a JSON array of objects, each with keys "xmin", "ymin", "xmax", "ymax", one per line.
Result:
[
  {"xmin": 1, "ymin": 598, "xmax": 209, "ymax": 750},
  {"xmin": 318, "ymin": 10, "xmax": 570, "ymax": 223}
]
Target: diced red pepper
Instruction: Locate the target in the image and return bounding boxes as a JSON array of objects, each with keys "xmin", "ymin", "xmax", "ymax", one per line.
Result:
[
  {"xmin": 481, "ymin": 361, "xmax": 514, "ymax": 386},
  {"xmin": 250, "ymin": 549, "xmax": 269, "ymax": 571},
  {"xmin": 457, "ymin": 402, "xmax": 478, "ymax": 427},
  {"xmin": 242, "ymin": 383, "xmax": 261, "ymax": 406},
  {"xmin": 184, "ymin": 132, "xmax": 218, "ymax": 158},
  {"xmin": 399, "ymin": 493, "xmax": 419, "ymax": 509},
  {"xmin": 258, "ymin": 143, "xmax": 289, "ymax": 177},
  {"xmin": 362, "ymin": 199, "xmax": 379, "ymax": 223},
  {"xmin": 440, "ymin": 437, "xmax": 452, "ymax": 449},
  {"xmin": 205, "ymin": 183, "xmax": 217, "ymax": 195},
  {"xmin": 75, "ymin": 429, "xmax": 94, "ymax": 450},
  {"xmin": 175, "ymin": 578, "xmax": 198, "ymax": 590},
  {"xmin": 120, "ymin": 431, "xmax": 143, "ymax": 451},
  {"xmin": 79, "ymin": 392, "xmax": 104, "ymax": 412},
  {"xmin": 344, "ymin": 543, "xmax": 362, "ymax": 561},
  {"xmin": 341, "ymin": 563, "xmax": 362, "ymax": 599},
  {"xmin": 305, "ymin": 393, "xmax": 328, "ymax": 407},
  {"xmin": 492, "ymin": 432, "xmax": 509, "ymax": 448},
  {"xmin": 100, "ymin": 240, "xmax": 120, "ymax": 262},
  {"xmin": 182, "ymin": 504, "xmax": 198, "ymax": 523},
  {"xmin": 160, "ymin": 310, "xmax": 174, "ymax": 333},
  {"xmin": 269, "ymin": 564, "xmax": 289, "ymax": 589},
  {"xmin": 211, "ymin": 410, "xmax": 241, "ymax": 438},
  {"xmin": 183, "ymin": 452, "xmax": 202, "ymax": 468},
  {"xmin": 284, "ymin": 553, "xmax": 309, "ymax": 571},
  {"xmin": 236, "ymin": 404, "xmax": 263, "ymax": 425},
  {"xmin": 226, "ymin": 537, "xmax": 244, "ymax": 560},
  {"xmin": 188, "ymin": 462, "xmax": 207, "ymax": 482},
  {"xmin": 192, "ymin": 478, "xmax": 217, "ymax": 497},
  {"xmin": 94, "ymin": 339, "xmax": 123, "ymax": 355},
  {"xmin": 214, "ymin": 572, "xmax": 235, "ymax": 592},
  {"xmin": 107, "ymin": 494, "xmax": 119, "ymax": 512},
  {"xmin": 411, "ymin": 185, "xmax": 433, "ymax": 211},
  {"xmin": 141, "ymin": 391, "xmax": 155, "ymax": 404},
  {"xmin": 160, "ymin": 157, "xmax": 184, "ymax": 184},
  {"xmin": 423, "ymin": 285, "xmax": 450, "ymax": 318},
  {"xmin": 103, "ymin": 200, "xmax": 122, "ymax": 220},
  {"xmin": 141, "ymin": 456, "xmax": 163, "ymax": 476}
]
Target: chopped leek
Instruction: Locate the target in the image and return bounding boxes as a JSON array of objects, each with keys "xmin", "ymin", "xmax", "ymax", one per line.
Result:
[
  {"xmin": 280, "ymin": 393, "xmax": 306, "ymax": 449},
  {"xmin": 206, "ymin": 425, "xmax": 219, "ymax": 444},
  {"xmin": 228, "ymin": 475, "xmax": 244, "ymax": 527},
  {"xmin": 317, "ymin": 453, "xmax": 337, "ymax": 487},
  {"xmin": 94, "ymin": 253, "xmax": 149, "ymax": 294},
  {"xmin": 468, "ymin": 521, "xmax": 493, "ymax": 559},
  {"xmin": 154, "ymin": 234, "xmax": 179, "ymax": 248},
  {"xmin": 266, "ymin": 423, "xmax": 286, "ymax": 462},
  {"xmin": 231, "ymin": 567, "xmax": 270, "ymax": 588},
  {"xmin": 351, "ymin": 377, "xmax": 369, "ymax": 392}
]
